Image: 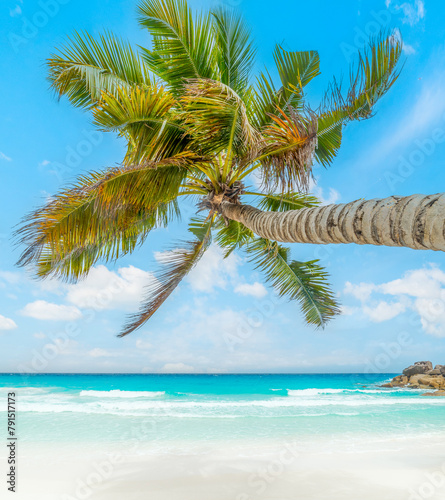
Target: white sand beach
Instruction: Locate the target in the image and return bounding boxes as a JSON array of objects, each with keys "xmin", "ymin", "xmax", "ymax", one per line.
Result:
[{"xmin": 7, "ymin": 434, "xmax": 445, "ymax": 500}]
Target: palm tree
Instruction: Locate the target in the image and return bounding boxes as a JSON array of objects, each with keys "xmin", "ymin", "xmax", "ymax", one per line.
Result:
[{"xmin": 16, "ymin": 0, "xmax": 442, "ymax": 337}]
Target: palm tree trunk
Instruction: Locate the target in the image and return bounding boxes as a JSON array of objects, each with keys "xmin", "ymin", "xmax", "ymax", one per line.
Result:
[{"xmin": 220, "ymin": 193, "xmax": 445, "ymax": 251}]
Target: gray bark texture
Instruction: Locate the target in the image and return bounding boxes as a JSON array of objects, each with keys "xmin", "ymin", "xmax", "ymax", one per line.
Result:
[{"xmin": 220, "ymin": 193, "xmax": 445, "ymax": 251}]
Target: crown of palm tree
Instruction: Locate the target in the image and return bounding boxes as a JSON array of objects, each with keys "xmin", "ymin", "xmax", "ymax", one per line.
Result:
[{"xmin": 16, "ymin": 0, "xmax": 402, "ymax": 336}]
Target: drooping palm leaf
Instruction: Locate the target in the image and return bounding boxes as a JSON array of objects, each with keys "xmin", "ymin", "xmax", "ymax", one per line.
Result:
[
  {"xmin": 137, "ymin": 0, "xmax": 215, "ymax": 93},
  {"xmin": 119, "ymin": 215, "xmax": 214, "ymax": 336},
  {"xmin": 245, "ymin": 238, "xmax": 340, "ymax": 327},
  {"xmin": 214, "ymin": 217, "xmax": 253, "ymax": 257},
  {"xmin": 47, "ymin": 31, "xmax": 152, "ymax": 109},
  {"xmin": 16, "ymin": 154, "xmax": 193, "ymax": 278},
  {"xmin": 32, "ymin": 201, "xmax": 179, "ymax": 281},
  {"xmin": 254, "ymin": 107, "xmax": 318, "ymax": 192}
]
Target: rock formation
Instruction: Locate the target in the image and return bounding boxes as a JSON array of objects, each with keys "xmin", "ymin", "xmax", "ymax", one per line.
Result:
[{"xmin": 382, "ymin": 362, "xmax": 445, "ymax": 395}]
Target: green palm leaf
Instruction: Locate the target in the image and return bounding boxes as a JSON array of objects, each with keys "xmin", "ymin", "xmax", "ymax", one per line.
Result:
[
  {"xmin": 316, "ymin": 33, "xmax": 402, "ymax": 167},
  {"xmin": 16, "ymin": 154, "xmax": 193, "ymax": 279},
  {"xmin": 48, "ymin": 31, "xmax": 152, "ymax": 109},
  {"xmin": 255, "ymin": 191, "xmax": 320, "ymax": 211},
  {"xmin": 245, "ymin": 238, "xmax": 340, "ymax": 327},
  {"xmin": 212, "ymin": 7, "xmax": 256, "ymax": 95},
  {"xmin": 92, "ymin": 85, "xmax": 190, "ymax": 163},
  {"xmin": 138, "ymin": 0, "xmax": 215, "ymax": 93}
]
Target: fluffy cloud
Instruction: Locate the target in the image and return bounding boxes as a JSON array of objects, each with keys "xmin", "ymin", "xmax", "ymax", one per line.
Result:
[
  {"xmin": 0, "ymin": 315, "xmax": 17, "ymax": 330},
  {"xmin": 344, "ymin": 266, "xmax": 445, "ymax": 336},
  {"xmin": 234, "ymin": 282, "xmax": 268, "ymax": 298},
  {"xmin": 0, "ymin": 152, "xmax": 12, "ymax": 162},
  {"xmin": 160, "ymin": 363, "xmax": 195, "ymax": 373},
  {"xmin": 66, "ymin": 265, "xmax": 156, "ymax": 311},
  {"xmin": 391, "ymin": 0, "xmax": 425, "ymax": 25},
  {"xmin": 87, "ymin": 348, "xmax": 118, "ymax": 358},
  {"xmin": 21, "ymin": 301, "xmax": 82, "ymax": 321},
  {"xmin": 155, "ymin": 245, "xmax": 239, "ymax": 294}
]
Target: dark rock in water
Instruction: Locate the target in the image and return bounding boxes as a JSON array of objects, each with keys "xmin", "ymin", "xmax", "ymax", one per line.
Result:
[{"xmin": 403, "ymin": 361, "xmax": 433, "ymax": 377}]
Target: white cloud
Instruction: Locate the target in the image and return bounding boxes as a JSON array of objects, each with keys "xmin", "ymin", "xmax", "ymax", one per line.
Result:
[
  {"xmin": 21, "ymin": 301, "xmax": 82, "ymax": 321},
  {"xmin": 182, "ymin": 245, "xmax": 239, "ymax": 293},
  {"xmin": 0, "ymin": 271, "xmax": 21, "ymax": 285},
  {"xmin": 344, "ymin": 281, "xmax": 377, "ymax": 302},
  {"xmin": 308, "ymin": 177, "xmax": 340, "ymax": 205},
  {"xmin": 344, "ymin": 266, "xmax": 445, "ymax": 336},
  {"xmin": 34, "ymin": 332, "xmax": 47, "ymax": 339},
  {"xmin": 0, "ymin": 315, "xmax": 17, "ymax": 330},
  {"xmin": 403, "ymin": 43, "xmax": 416, "ymax": 55},
  {"xmin": 0, "ymin": 152, "xmax": 12, "ymax": 162},
  {"xmin": 160, "ymin": 363, "xmax": 195, "ymax": 373},
  {"xmin": 136, "ymin": 339, "xmax": 152, "ymax": 350},
  {"xmin": 397, "ymin": 0, "xmax": 425, "ymax": 25},
  {"xmin": 87, "ymin": 348, "xmax": 118, "ymax": 358},
  {"xmin": 234, "ymin": 282, "xmax": 268, "ymax": 298},
  {"xmin": 363, "ymin": 300, "xmax": 408, "ymax": 322},
  {"xmin": 66, "ymin": 265, "xmax": 156, "ymax": 311}
]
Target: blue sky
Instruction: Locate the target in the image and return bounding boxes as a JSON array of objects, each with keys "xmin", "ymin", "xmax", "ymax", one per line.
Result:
[{"xmin": 1, "ymin": 0, "xmax": 445, "ymax": 374}]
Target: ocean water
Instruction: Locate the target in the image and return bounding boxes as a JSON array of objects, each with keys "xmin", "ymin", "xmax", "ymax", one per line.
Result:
[{"xmin": 1, "ymin": 373, "xmax": 445, "ymax": 453}]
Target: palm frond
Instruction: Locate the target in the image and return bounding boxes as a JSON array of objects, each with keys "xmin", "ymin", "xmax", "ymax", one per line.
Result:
[
  {"xmin": 92, "ymin": 85, "xmax": 190, "ymax": 163},
  {"xmin": 47, "ymin": 31, "xmax": 152, "ymax": 109},
  {"xmin": 32, "ymin": 201, "xmax": 179, "ymax": 281},
  {"xmin": 245, "ymin": 238, "xmax": 340, "ymax": 327},
  {"xmin": 214, "ymin": 217, "xmax": 253, "ymax": 257},
  {"xmin": 316, "ymin": 32, "xmax": 402, "ymax": 167},
  {"xmin": 211, "ymin": 7, "xmax": 256, "ymax": 95},
  {"xmin": 119, "ymin": 215, "xmax": 213, "ymax": 336},
  {"xmin": 16, "ymin": 154, "xmax": 193, "ymax": 279},
  {"xmin": 137, "ymin": 0, "xmax": 216, "ymax": 93},
  {"xmin": 254, "ymin": 107, "xmax": 318, "ymax": 192},
  {"xmin": 249, "ymin": 47, "xmax": 320, "ymax": 128},
  {"xmin": 181, "ymin": 78, "xmax": 260, "ymax": 158}
]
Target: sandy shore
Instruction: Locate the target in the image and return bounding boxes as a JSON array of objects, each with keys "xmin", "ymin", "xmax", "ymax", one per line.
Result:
[{"xmin": 4, "ymin": 434, "xmax": 445, "ymax": 500}]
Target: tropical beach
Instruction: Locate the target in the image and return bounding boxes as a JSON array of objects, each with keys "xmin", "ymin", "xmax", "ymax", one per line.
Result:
[
  {"xmin": 2, "ymin": 0, "xmax": 445, "ymax": 498},
  {"xmin": 2, "ymin": 373, "xmax": 445, "ymax": 499}
]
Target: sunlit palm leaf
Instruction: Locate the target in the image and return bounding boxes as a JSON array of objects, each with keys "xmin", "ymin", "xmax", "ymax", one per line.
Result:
[
  {"xmin": 119, "ymin": 216, "xmax": 213, "ymax": 336},
  {"xmin": 249, "ymin": 47, "xmax": 320, "ymax": 128},
  {"xmin": 92, "ymin": 85, "xmax": 190, "ymax": 163},
  {"xmin": 138, "ymin": 0, "xmax": 215, "ymax": 93},
  {"xmin": 48, "ymin": 31, "xmax": 152, "ymax": 109},
  {"xmin": 33, "ymin": 201, "xmax": 179, "ymax": 281},
  {"xmin": 255, "ymin": 191, "xmax": 320, "ymax": 211},
  {"xmin": 181, "ymin": 79, "xmax": 260, "ymax": 157},
  {"xmin": 254, "ymin": 107, "xmax": 318, "ymax": 192},
  {"xmin": 245, "ymin": 238, "xmax": 340, "ymax": 327},
  {"xmin": 16, "ymin": 154, "xmax": 193, "ymax": 278},
  {"xmin": 214, "ymin": 217, "xmax": 253, "ymax": 257}
]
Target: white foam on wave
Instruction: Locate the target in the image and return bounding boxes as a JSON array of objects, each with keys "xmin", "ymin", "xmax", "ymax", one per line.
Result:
[
  {"xmin": 12, "ymin": 395, "xmax": 445, "ymax": 416},
  {"xmin": 80, "ymin": 390, "xmax": 165, "ymax": 398},
  {"xmin": 286, "ymin": 388, "xmax": 409, "ymax": 396}
]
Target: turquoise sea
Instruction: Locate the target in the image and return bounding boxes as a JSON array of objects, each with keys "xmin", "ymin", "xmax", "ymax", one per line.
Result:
[{"xmin": 2, "ymin": 373, "xmax": 445, "ymax": 447}]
